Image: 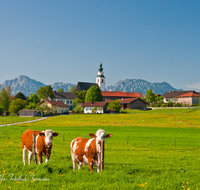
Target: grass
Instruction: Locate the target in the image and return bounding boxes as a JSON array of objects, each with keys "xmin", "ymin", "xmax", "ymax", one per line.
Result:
[
  {"xmin": 0, "ymin": 116, "xmax": 41, "ymax": 125},
  {"xmin": 1, "ymin": 108, "xmax": 200, "ymax": 189}
]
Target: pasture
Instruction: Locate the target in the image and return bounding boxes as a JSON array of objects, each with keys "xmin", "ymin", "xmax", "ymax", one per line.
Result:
[{"xmin": 1, "ymin": 109, "xmax": 200, "ymax": 189}]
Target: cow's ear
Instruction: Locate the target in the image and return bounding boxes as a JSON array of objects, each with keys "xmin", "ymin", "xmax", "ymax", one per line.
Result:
[
  {"xmin": 53, "ymin": 132, "xmax": 59, "ymax": 137},
  {"xmin": 89, "ymin": 133, "xmax": 96, "ymax": 138},
  {"xmin": 106, "ymin": 134, "xmax": 113, "ymax": 138},
  {"xmin": 39, "ymin": 132, "xmax": 45, "ymax": 136}
]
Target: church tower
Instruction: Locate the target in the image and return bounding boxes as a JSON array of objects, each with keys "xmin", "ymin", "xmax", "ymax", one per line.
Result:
[{"xmin": 96, "ymin": 61, "xmax": 105, "ymax": 91}]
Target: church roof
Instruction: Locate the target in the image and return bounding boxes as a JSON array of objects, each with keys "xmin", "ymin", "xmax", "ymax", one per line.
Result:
[{"xmin": 75, "ymin": 82, "xmax": 99, "ymax": 92}]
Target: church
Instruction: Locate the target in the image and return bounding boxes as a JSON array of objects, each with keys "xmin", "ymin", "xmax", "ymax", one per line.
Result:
[{"xmin": 75, "ymin": 61, "xmax": 143, "ymax": 101}]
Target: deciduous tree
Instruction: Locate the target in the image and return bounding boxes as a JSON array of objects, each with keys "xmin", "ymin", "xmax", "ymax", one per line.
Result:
[
  {"xmin": 0, "ymin": 88, "xmax": 10, "ymax": 115},
  {"xmin": 85, "ymin": 86, "xmax": 103, "ymax": 102},
  {"xmin": 57, "ymin": 88, "xmax": 64, "ymax": 92},
  {"xmin": 37, "ymin": 86, "xmax": 55, "ymax": 100},
  {"xmin": 9, "ymin": 99, "xmax": 27, "ymax": 114},
  {"xmin": 107, "ymin": 100, "xmax": 121, "ymax": 112}
]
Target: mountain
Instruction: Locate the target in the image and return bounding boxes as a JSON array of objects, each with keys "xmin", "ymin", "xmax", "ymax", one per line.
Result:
[
  {"xmin": 1, "ymin": 75, "xmax": 76, "ymax": 96},
  {"xmin": 105, "ymin": 79, "xmax": 183, "ymax": 95},
  {"xmin": 1, "ymin": 76, "xmax": 182, "ymax": 96}
]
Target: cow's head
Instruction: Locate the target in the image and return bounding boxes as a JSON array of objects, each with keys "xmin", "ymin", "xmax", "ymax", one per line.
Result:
[
  {"xmin": 39, "ymin": 130, "xmax": 59, "ymax": 148},
  {"xmin": 89, "ymin": 129, "xmax": 113, "ymax": 144}
]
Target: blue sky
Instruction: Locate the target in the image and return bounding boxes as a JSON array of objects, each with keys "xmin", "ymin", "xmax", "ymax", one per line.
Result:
[{"xmin": 0, "ymin": 0, "xmax": 200, "ymax": 90}]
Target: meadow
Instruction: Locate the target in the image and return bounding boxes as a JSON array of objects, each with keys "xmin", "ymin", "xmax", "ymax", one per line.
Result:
[{"xmin": 1, "ymin": 108, "xmax": 200, "ymax": 189}]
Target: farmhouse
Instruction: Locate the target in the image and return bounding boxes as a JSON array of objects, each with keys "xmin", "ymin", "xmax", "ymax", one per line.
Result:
[
  {"xmin": 177, "ymin": 92, "xmax": 200, "ymax": 105},
  {"xmin": 37, "ymin": 100, "xmax": 70, "ymax": 114},
  {"xmin": 53, "ymin": 91, "xmax": 77, "ymax": 108},
  {"xmin": 119, "ymin": 98, "xmax": 147, "ymax": 110},
  {"xmin": 162, "ymin": 90, "xmax": 196, "ymax": 103},
  {"xmin": 81, "ymin": 101, "xmax": 107, "ymax": 113}
]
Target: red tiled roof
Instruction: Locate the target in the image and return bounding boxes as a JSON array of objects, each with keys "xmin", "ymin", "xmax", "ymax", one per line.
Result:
[
  {"xmin": 119, "ymin": 98, "xmax": 138, "ymax": 104},
  {"xmin": 38, "ymin": 100, "xmax": 70, "ymax": 108},
  {"xmin": 101, "ymin": 91, "xmax": 143, "ymax": 98},
  {"xmin": 177, "ymin": 92, "xmax": 200, "ymax": 98},
  {"xmin": 81, "ymin": 101, "xmax": 107, "ymax": 107}
]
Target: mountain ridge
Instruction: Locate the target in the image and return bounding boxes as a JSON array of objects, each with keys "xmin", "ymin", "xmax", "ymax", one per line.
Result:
[{"xmin": 1, "ymin": 75, "xmax": 182, "ymax": 96}]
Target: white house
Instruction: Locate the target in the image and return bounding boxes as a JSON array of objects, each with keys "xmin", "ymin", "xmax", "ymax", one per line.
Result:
[
  {"xmin": 53, "ymin": 91, "xmax": 77, "ymax": 107},
  {"xmin": 81, "ymin": 101, "xmax": 107, "ymax": 114}
]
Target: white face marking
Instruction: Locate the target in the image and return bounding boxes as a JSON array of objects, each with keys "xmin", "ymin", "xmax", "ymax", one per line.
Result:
[
  {"xmin": 44, "ymin": 130, "xmax": 54, "ymax": 147},
  {"xmin": 95, "ymin": 129, "xmax": 106, "ymax": 143}
]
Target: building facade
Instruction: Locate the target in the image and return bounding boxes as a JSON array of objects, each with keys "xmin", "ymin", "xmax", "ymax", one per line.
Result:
[{"xmin": 96, "ymin": 61, "xmax": 105, "ymax": 91}]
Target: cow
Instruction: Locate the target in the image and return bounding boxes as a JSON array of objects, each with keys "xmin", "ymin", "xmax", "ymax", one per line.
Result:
[
  {"xmin": 21, "ymin": 129, "xmax": 59, "ymax": 165},
  {"xmin": 70, "ymin": 129, "xmax": 113, "ymax": 173}
]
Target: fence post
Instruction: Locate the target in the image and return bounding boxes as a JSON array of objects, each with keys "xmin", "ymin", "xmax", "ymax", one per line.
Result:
[
  {"xmin": 32, "ymin": 133, "xmax": 37, "ymax": 164},
  {"xmin": 127, "ymin": 136, "xmax": 129, "ymax": 144},
  {"xmin": 63, "ymin": 132, "xmax": 64, "ymax": 141},
  {"xmin": 101, "ymin": 140, "xmax": 104, "ymax": 171}
]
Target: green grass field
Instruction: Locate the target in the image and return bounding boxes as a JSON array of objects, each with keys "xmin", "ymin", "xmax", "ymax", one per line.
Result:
[
  {"xmin": 1, "ymin": 109, "xmax": 200, "ymax": 189},
  {"xmin": 0, "ymin": 116, "xmax": 41, "ymax": 125}
]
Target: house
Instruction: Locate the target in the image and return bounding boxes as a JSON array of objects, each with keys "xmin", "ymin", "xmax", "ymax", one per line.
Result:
[
  {"xmin": 53, "ymin": 91, "xmax": 77, "ymax": 107},
  {"xmin": 177, "ymin": 92, "xmax": 200, "ymax": 105},
  {"xmin": 19, "ymin": 109, "xmax": 42, "ymax": 117},
  {"xmin": 81, "ymin": 101, "xmax": 107, "ymax": 113},
  {"xmin": 162, "ymin": 91, "xmax": 196, "ymax": 103},
  {"xmin": 37, "ymin": 100, "xmax": 70, "ymax": 114},
  {"xmin": 101, "ymin": 91, "xmax": 143, "ymax": 101},
  {"xmin": 75, "ymin": 82, "xmax": 99, "ymax": 92},
  {"xmin": 119, "ymin": 98, "xmax": 147, "ymax": 110}
]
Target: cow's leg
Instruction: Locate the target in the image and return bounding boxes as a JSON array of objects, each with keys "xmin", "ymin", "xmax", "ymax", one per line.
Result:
[
  {"xmin": 71, "ymin": 150, "xmax": 77, "ymax": 170},
  {"xmin": 22, "ymin": 145, "xmax": 27, "ymax": 165},
  {"xmin": 78, "ymin": 162, "xmax": 83, "ymax": 170},
  {"xmin": 28, "ymin": 151, "xmax": 32, "ymax": 165},
  {"xmin": 88, "ymin": 159, "xmax": 93, "ymax": 173},
  {"xmin": 45, "ymin": 158, "xmax": 49, "ymax": 163},
  {"xmin": 97, "ymin": 153, "xmax": 101, "ymax": 172},
  {"xmin": 38, "ymin": 152, "xmax": 43, "ymax": 164}
]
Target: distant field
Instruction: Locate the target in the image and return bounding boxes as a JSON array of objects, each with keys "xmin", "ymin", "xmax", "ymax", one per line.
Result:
[
  {"xmin": 0, "ymin": 108, "xmax": 200, "ymax": 189},
  {"xmin": 0, "ymin": 116, "xmax": 41, "ymax": 125}
]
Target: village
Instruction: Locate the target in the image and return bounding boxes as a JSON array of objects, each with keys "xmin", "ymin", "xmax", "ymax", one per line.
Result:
[{"xmin": 1, "ymin": 62, "xmax": 200, "ymax": 117}]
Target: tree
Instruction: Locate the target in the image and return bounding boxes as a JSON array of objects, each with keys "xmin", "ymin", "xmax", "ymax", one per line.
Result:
[
  {"xmin": 28, "ymin": 93, "xmax": 40, "ymax": 104},
  {"xmin": 146, "ymin": 89, "xmax": 155, "ymax": 104},
  {"xmin": 9, "ymin": 99, "xmax": 27, "ymax": 114},
  {"xmin": 57, "ymin": 88, "xmax": 64, "ymax": 92},
  {"xmin": 85, "ymin": 86, "xmax": 103, "ymax": 102},
  {"xmin": 73, "ymin": 105, "xmax": 84, "ymax": 113},
  {"xmin": 77, "ymin": 90, "xmax": 86, "ymax": 102},
  {"xmin": 14, "ymin": 92, "xmax": 26, "ymax": 100},
  {"xmin": 5, "ymin": 85, "xmax": 12, "ymax": 97},
  {"xmin": 107, "ymin": 100, "xmax": 121, "ymax": 112},
  {"xmin": 37, "ymin": 85, "xmax": 55, "ymax": 100},
  {"xmin": 69, "ymin": 86, "xmax": 76, "ymax": 94},
  {"xmin": 0, "ymin": 88, "xmax": 10, "ymax": 115}
]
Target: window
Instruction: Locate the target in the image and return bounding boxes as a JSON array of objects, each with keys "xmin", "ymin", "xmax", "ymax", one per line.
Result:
[
  {"xmin": 102, "ymin": 79, "xmax": 103, "ymax": 82},
  {"xmin": 70, "ymin": 101, "xmax": 72, "ymax": 104},
  {"xmin": 67, "ymin": 100, "xmax": 69, "ymax": 104}
]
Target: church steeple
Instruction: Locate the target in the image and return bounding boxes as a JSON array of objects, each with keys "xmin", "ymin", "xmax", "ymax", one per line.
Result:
[{"xmin": 96, "ymin": 60, "xmax": 105, "ymax": 91}]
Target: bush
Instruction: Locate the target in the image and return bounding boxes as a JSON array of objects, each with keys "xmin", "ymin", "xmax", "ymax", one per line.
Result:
[
  {"xmin": 73, "ymin": 105, "xmax": 84, "ymax": 113},
  {"xmin": 92, "ymin": 107, "xmax": 98, "ymax": 113},
  {"xmin": 175, "ymin": 103, "xmax": 182, "ymax": 107}
]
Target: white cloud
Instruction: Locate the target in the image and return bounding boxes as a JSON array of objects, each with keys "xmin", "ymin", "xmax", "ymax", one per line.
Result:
[
  {"xmin": 5, "ymin": 75, "xmax": 10, "ymax": 78},
  {"xmin": 36, "ymin": 41, "xmax": 40, "ymax": 45},
  {"xmin": 187, "ymin": 83, "xmax": 200, "ymax": 90}
]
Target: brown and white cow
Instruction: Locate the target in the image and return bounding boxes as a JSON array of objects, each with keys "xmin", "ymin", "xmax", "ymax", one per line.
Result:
[
  {"xmin": 21, "ymin": 129, "xmax": 59, "ymax": 165},
  {"xmin": 70, "ymin": 129, "xmax": 113, "ymax": 173}
]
